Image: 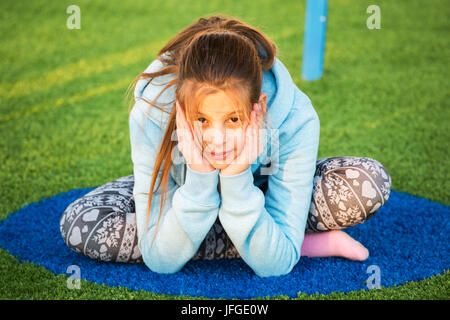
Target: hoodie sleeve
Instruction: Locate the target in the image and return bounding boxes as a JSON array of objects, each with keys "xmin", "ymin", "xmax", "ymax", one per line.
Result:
[
  {"xmin": 218, "ymin": 94, "xmax": 320, "ymax": 277},
  {"xmin": 129, "ymin": 100, "xmax": 221, "ymax": 274}
]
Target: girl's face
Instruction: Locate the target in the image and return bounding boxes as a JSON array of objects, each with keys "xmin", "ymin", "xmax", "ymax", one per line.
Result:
[{"xmin": 191, "ymin": 90, "xmax": 266, "ymax": 170}]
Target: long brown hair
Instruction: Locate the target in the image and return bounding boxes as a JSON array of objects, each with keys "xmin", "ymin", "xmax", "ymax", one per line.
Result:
[{"xmin": 126, "ymin": 14, "xmax": 277, "ymax": 243}]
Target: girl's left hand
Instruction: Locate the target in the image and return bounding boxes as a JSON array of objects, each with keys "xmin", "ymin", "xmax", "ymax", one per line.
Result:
[
  {"xmin": 175, "ymin": 100, "xmax": 216, "ymax": 173},
  {"xmin": 220, "ymin": 103, "xmax": 265, "ymax": 176}
]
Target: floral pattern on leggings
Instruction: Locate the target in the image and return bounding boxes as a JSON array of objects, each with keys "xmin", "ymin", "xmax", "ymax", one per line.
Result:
[
  {"xmin": 305, "ymin": 157, "xmax": 391, "ymax": 233},
  {"xmin": 59, "ymin": 156, "xmax": 391, "ymax": 263},
  {"xmin": 60, "ymin": 175, "xmax": 143, "ymax": 263}
]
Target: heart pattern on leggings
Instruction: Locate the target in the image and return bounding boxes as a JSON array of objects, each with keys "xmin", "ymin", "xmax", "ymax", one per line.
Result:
[
  {"xmin": 362, "ymin": 180, "xmax": 377, "ymax": 199},
  {"xmin": 345, "ymin": 169, "xmax": 360, "ymax": 179},
  {"xmin": 82, "ymin": 209, "xmax": 99, "ymax": 222},
  {"xmin": 69, "ymin": 226, "xmax": 82, "ymax": 246}
]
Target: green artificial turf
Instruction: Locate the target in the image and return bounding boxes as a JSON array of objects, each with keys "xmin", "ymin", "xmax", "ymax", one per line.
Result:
[{"xmin": 0, "ymin": 0, "xmax": 449, "ymax": 300}]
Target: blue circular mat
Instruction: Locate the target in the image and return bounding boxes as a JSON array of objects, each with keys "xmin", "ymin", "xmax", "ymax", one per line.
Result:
[{"xmin": 0, "ymin": 188, "xmax": 448, "ymax": 299}]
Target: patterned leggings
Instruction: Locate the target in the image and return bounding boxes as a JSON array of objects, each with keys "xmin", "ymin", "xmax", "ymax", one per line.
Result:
[{"xmin": 59, "ymin": 156, "xmax": 392, "ymax": 263}]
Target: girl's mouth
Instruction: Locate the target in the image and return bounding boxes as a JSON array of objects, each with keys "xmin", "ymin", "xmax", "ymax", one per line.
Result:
[{"xmin": 207, "ymin": 150, "xmax": 232, "ymax": 160}]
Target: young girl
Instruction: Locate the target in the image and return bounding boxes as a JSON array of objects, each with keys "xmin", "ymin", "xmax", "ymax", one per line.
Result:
[{"xmin": 59, "ymin": 15, "xmax": 391, "ymax": 277}]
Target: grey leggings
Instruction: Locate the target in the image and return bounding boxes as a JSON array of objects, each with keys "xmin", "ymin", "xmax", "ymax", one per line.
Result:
[{"xmin": 59, "ymin": 156, "xmax": 391, "ymax": 263}]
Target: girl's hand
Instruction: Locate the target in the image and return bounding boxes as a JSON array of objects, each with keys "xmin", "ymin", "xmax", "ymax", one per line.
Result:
[
  {"xmin": 220, "ymin": 103, "xmax": 265, "ymax": 176},
  {"xmin": 175, "ymin": 100, "xmax": 216, "ymax": 173}
]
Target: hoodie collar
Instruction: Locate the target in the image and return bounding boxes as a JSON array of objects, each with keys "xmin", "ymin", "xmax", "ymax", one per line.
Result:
[
  {"xmin": 134, "ymin": 56, "xmax": 295, "ymax": 130},
  {"xmin": 264, "ymin": 57, "xmax": 295, "ymax": 129}
]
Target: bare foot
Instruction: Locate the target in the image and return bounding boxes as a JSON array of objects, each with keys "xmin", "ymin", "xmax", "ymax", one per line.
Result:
[{"xmin": 329, "ymin": 230, "xmax": 369, "ymax": 261}]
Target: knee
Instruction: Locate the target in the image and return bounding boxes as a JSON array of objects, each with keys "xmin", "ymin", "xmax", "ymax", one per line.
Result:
[
  {"xmin": 344, "ymin": 157, "xmax": 392, "ymax": 217},
  {"xmin": 59, "ymin": 175, "xmax": 135, "ymax": 251},
  {"xmin": 321, "ymin": 156, "xmax": 392, "ymax": 220},
  {"xmin": 59, "ymin": 200, "xmax": 88, "ymax": 254},
  {"xmin": 59, "ymin": 197, "xmax": 141, "ymax": 263}
]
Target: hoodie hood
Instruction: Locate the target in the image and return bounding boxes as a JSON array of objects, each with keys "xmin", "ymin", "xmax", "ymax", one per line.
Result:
[{"xmin": 133, "ymin": 55, "xmax": 296, "ymax": 130}]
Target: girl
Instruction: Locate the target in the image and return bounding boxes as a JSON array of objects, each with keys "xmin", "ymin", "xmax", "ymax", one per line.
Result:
[{"xmin": 60, "ymin": 15, "xmax": 391, "ymax": 277}]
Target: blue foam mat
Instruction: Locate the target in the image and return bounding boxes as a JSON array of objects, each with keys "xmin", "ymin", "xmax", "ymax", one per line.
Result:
[{"xmin": 0, "ymin": 188, "xmax": 448, "ymax": 299}]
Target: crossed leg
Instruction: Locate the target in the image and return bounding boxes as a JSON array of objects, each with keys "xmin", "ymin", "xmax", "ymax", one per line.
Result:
[{"xmin": 59, "ymin": 156, "xmax": 391, "ymax": 263}]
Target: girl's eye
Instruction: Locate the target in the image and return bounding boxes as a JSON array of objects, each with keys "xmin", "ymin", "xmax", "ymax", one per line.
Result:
[{"xmin": 196, "ymin": 117, "xmax": 240, "ymax": 125}]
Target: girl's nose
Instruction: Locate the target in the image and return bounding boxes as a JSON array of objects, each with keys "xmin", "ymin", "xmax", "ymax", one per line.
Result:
[
  {"xmin": 204, "ymin": 126, "xmax": 230, "ymax": 150},
  {"xmin": 205, "ymin": 126, "xmax": 225, "ymax": 143}
]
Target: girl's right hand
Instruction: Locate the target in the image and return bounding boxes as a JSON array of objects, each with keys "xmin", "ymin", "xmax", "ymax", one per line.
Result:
[{"xmin": 175, "ymin": 100, "xmax": 216, "ymax": 173}]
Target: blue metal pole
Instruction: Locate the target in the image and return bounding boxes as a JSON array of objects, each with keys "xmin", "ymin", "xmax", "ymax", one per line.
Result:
[{"xmin": 302, "ymin": 0, "xmax": 328, "ymax": 81}]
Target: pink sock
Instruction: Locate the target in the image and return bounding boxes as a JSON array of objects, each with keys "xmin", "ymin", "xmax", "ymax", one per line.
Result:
[{"xmin": 301, "ymin": 230, "xmax": 369, "ymax": 261}]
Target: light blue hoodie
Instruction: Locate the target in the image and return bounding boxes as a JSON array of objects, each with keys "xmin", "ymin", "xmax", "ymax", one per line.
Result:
[{"xmin": 129, "ymin": 54, "xmax": 320, "ymax": 277}]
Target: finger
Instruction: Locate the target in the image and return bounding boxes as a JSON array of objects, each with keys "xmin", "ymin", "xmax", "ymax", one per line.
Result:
[
  {"xmin": 182, "ymin": 111, "xmax": 194, "ymax": 138},
  {"xmin": 255, "ymin": 104, "xmax": 264, "ymax": 129},
  {"xmin": 247, "ymin": 111, "xmax": 254, "ymax": 132},
  {"xmin": 178, "ymin": 103, "xmax": 194, "ymax": 140},
  {"xmin": 176, "ymin": 104, "xmax": 194, "ymax": 156},
  {"xmin": 251, "ymin": 109, "xmax": 258, "ymax": 131},
  {"xmin": 180, "ymin": 104, "xmax": 191, "ymax": 130},
  {"xmin": 252, "ymin": 115, "xmax": 259, "ymax": 160},
  {"xmin": 251, "ymin": 122, "xmax": 258, "ymax": 158},
  {"xmin": 257, "ymin": 128, "xmax": 264, "ymax": 158},
  {"xmin": 236, "ymin": 121, "xmax": 250, "ymax": 165},
  {"xmin": 176, "ymin": 101, "xmax": 187, "ymax": 127},
  {"xmin": 259, "ymin": 101, "xmax": 267, "ymax": 115},
  {"xmin": 176, "ymin": 101, "xmax": 184, "ymax": 131},
  {"xmin": 253, "ymin": 107, "xmax": 262, "ymax": 130},
  {"xmin": 176, "ymin": 103, "xmax": 186, "ymax": 142},
  {"xmin": 193, "ymin": 130, "xmax": 204, "ymax": 151},
  {"xmin": 251, "ymin": 119, "xmax": 259, "ymax": 163},
  {"xmin": 253, "ymin": 103, "xmax": 258, "ymax": 121},
  {"xmin": 245, "ymin": 115, "xmax": 256, "ymax": 164},
  {"xmin": 251, "ymin": 110, "xmax": 262, "ymax": 158},
  {"xmin": 175, "ymin": 104, "xmax": 182, "ymax": 141}
]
